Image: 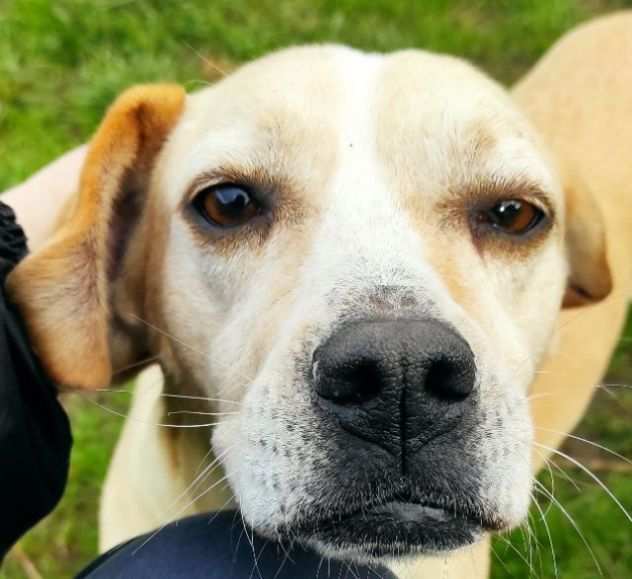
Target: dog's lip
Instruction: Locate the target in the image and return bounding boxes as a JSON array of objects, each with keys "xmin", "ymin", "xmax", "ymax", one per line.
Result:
[
  {"xmin": 284, "ymin": 494, "xmax": 504, "ymax": 558},
  {"xmin": 313, "ymin": 496, "xmax": 503, "ymax": 532},
  {"xmin": 290, "ymin": 492, "xmax": 505, "ymax": 536},
  {"xmin": 372, "ymin": 500, "xmax": 458, "ymax": 523}
]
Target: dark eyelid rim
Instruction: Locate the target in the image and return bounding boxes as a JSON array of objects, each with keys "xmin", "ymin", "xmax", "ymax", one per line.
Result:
[
  {"xmin": 470, "ymin": 179, "xmax": 557, "ymax": 223},
  {"xmin": 439, "ymin": 176, "xmax": 557, "ymax": 223},
  {"xmin": 461, "ymin": 176, "xmax": 557, "ymax": 221},
  {"xmin": 474, "ymin": 192, "xmax": 553, "ymax": 224},
  {"xmin": 181, "ymin": 170, "xmax": 267, "ymax": 209}
]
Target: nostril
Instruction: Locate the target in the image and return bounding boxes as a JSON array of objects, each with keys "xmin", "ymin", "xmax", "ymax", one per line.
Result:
[
  {"xmin": 339, "ymin": 359, "xmax": 383, "ymax": 403},
  {"xmin": 314, "ymin": 356, "xmax": 383, "ymax": 405},
  {"xmin": 424, "ymin": 355, "xmax": 475, "ymax": 402}
]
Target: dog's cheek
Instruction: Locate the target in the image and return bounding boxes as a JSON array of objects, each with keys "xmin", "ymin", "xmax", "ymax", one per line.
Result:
[
  {"xmin": 210, "ymin": 418, "xmax": 271, "ymax": 518},
  {"xmin": 214, "ymin": 372, "xmax": 334, "ymax": 533},
  {"xmin": 211, "ymin": 400, "xmax": 290, "ymax": 530},
  {"xmin": 488, "ymin": 245, "xmax": 567, "ymax": 365},
  {"xmin": 478, "ymin": 391, "xmax": 534, "ymax": 527}
]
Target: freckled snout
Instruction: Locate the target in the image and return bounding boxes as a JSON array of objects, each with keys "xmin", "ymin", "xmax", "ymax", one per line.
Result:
[{"xmin": 312, "ymin": 319, "xmax": 477, "ymax": 461}]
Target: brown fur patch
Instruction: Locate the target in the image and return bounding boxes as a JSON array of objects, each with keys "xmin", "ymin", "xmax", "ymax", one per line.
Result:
[{"xmin": 7, "ymin": 84, "xmax": 186, "ymax": 389}]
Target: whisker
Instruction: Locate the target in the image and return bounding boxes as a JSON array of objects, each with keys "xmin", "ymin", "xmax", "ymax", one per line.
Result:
[
  {"xmin": 527, "ymin": 392, "xmax": 555, "ymax": 401},
  {"xmin": 133, "ymin": 470, "xmax": 235, "ymax": 555},
  {"xmin": 129, "ymin": 313, "xmax": 207, "ymax": 357},
  {"xmin": 545, "ymin": 454, "xmax": 583, "ymax": 493},
  {"xmin": 85, "ymin": 397, "xmax": 227, "ymax": 428},
  {"xmin": 537, "ymin": 450, "xmax": 557, "ymax": 516},
  {"xmin": 192, "ymin": 445, "xmax": 220, "ymax": 481},
  {"xmin": 525, "ymin": 509, "xmax": 544, "ymax": 577},
  {"xmin": 533, "ymin": 480, "xmax": 603, "ymax": 576},
  {"xmin": 530, "ymin": 486, "xmax": 558, "ymax": 578},
  {"xmin": 490, "ymin": 542, "xmax": 514, "ymax": 577},
  {"xmin": 600, "ymin": 382, "xmax": 632, "ymax": 389},
  {"xmin": 181, "ymin": 41, "xmax": 229, "ymax": 78},
  {"xmin": 166, "ymin": 445, "xmax": 233, "ymax": 515},
  {"xmin": 111, "ymin": 354, "xmax": 162, "ymax": 377},
  {"xmin": 161, "ymin": 392, "xmax": 241, "ymax": 405},
  {"xmin": 240, "ymin": 508, "xmax": 263, "ymax": 579},
  {"xmin": 250, "ymin": 540, "xmax": 270, "ymax": 579},
  {"xmin": 496, "ymin": 533, "xmax": 538, "ymax": 576},
  {"xmin": 86, "ymin": 387, "xmax": 241, "ymax": 406},
  {"xmin": 524, "ymin": 382, "xmax": 632, "ymax": 412},
  {"xmin": 167, "ymin": 410, "xmax": 239, "ymax": 417},
  {"xmin": 536, "ymin": 427, "xmax": 632, "ymax": 467},
  {"xmin": 534, "ymin": 443, "xmax": 632, "ymax": 523},
  {"xmin": 206, "ymin": 493, "xmax": 238, "ymax": 528},
  {"xmin": 232, "ymin": 510, "xmax": 247, "ymax": 564},
  {"xmin": 272, "ymin": 529, "xmax": 295, "ymax": 579},
  {"xmin": 519, "ymin": 516, "xmax": 534, "ymax": 576}
]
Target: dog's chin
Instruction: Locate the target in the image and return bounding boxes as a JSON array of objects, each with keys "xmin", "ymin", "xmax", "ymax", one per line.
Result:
[{"xmin": 280, "ymin": 498, "xmax": 504, "ymax": 560}]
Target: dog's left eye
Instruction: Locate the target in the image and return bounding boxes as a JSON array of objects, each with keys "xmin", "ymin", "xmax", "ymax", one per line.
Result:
[
  {"xmin": 193, "ymin": 184, "xmax": 261, "ymax": 227},
  {"xmin": 476, "ymin": 199, "xmax": 545, "ymax": 236}
]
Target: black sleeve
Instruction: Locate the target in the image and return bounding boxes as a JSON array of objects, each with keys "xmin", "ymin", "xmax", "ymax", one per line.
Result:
[{"xmin": 0, "ymin": 201, "xmax": 72, "ymax": 559}]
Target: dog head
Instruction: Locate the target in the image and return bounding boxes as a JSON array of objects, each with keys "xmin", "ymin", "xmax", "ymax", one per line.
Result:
[{"xmin": 8, "ymin": 45, "xmax": 611, "ymax": 560}]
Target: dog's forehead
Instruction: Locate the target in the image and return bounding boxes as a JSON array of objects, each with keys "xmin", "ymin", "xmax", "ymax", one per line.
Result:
[
  {"xmin": 373, "ymin": 51, "xmax": 560, "ymax": 206},
  {"xmin": 159, "ymin": 44, "xmax": 558, "ymax": 208}
]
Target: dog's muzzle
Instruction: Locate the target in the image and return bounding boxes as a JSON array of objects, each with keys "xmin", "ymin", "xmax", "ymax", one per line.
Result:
[{"xmin": 291, "ymin": 319, "xmax": 498, "ymax": 557}]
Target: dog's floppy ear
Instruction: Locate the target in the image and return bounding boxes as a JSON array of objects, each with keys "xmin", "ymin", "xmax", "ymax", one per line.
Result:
[
  {"xmin": 562, "ymin": 174, "xmax": 613, "ymax": 308},
  {"xmin": 7, "ymin": 84, "xmax": 186, "ymax": 389}
]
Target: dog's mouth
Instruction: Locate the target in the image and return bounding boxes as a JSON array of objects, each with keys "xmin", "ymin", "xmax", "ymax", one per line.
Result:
[{"xmin": 284, "ymin": 491, "xmax": 504, "ymax": 558}]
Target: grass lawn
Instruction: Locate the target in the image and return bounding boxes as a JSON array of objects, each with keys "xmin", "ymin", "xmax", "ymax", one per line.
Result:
[{"xmin": 1, "ymin": 0, "xmax": 631, "ymax": 577}]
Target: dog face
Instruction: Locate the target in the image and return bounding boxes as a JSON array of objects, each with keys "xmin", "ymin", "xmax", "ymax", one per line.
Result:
[
  {"xmin": 8, "ymin": 45, "xmax": 611, "ymax": 560},
  {"xmin": 160, "ymin": 47, "xmax": 565, "ymax": 557}
]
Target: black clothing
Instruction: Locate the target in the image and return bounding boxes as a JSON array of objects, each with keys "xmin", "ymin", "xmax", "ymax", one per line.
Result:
[
  {"xmin": 0, "ymin": 201, "xmax": 72, "ymax": 558},
  {"xmin": 77, "ymin": 510, "xmax": 396, "ymax": 579}
]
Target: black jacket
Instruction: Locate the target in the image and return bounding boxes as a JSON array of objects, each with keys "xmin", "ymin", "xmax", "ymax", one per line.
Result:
[{"xmin": 0, "ymin": 201, "xmax": 72, "ymax": 558}]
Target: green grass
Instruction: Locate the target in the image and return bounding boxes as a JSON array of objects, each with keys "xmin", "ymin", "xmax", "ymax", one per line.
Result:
[
  {"xmin": 491, "ymin": 473, "xmax": 632, "ymax": 579},
  {"xmin": 1, "ymin": 0, "xmax": 631, "ymax": 577}
]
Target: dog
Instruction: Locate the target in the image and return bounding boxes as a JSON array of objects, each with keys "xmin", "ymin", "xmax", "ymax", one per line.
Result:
[{"xmin": 7, "ymin": 11, "xmax": 632, "ymax": 578}]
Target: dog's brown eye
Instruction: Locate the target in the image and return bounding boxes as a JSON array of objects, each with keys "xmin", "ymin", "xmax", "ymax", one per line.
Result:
[
  {"xmin": 478, "ymin": 199, "xmax": 544, "ymax": 236},
  {"xmin": 195, "ymin": 184, "xmax": 260, "ymax": 227}
]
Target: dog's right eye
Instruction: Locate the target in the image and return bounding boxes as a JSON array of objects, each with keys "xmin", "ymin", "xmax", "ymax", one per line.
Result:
[
  {"xmin": 193, "ymin": 184, "xmax": 261, "ymax": 228},
  {"xmin": 473, "ymin": 199, "xmax": 547, "ymax": 238}
]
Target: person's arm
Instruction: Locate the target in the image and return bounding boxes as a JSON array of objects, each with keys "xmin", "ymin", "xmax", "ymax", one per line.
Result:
[{"xmin": 2, "ymin": 145, "xmax": 86, "ymax": 249}]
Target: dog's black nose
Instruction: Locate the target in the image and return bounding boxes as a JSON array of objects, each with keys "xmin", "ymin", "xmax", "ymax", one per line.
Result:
[{"xmin": 312, "ymin": 319, "xmax": 476, "ymax": 456}]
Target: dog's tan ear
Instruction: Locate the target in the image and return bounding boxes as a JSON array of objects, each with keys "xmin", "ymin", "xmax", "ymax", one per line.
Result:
[
  {"xmin": 563, "ymin": 177, "xmax": 613, "ymax": 308},
  {"xmin": 7, "ymin": 84, "xmax": 186, "ymax": 389}
]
